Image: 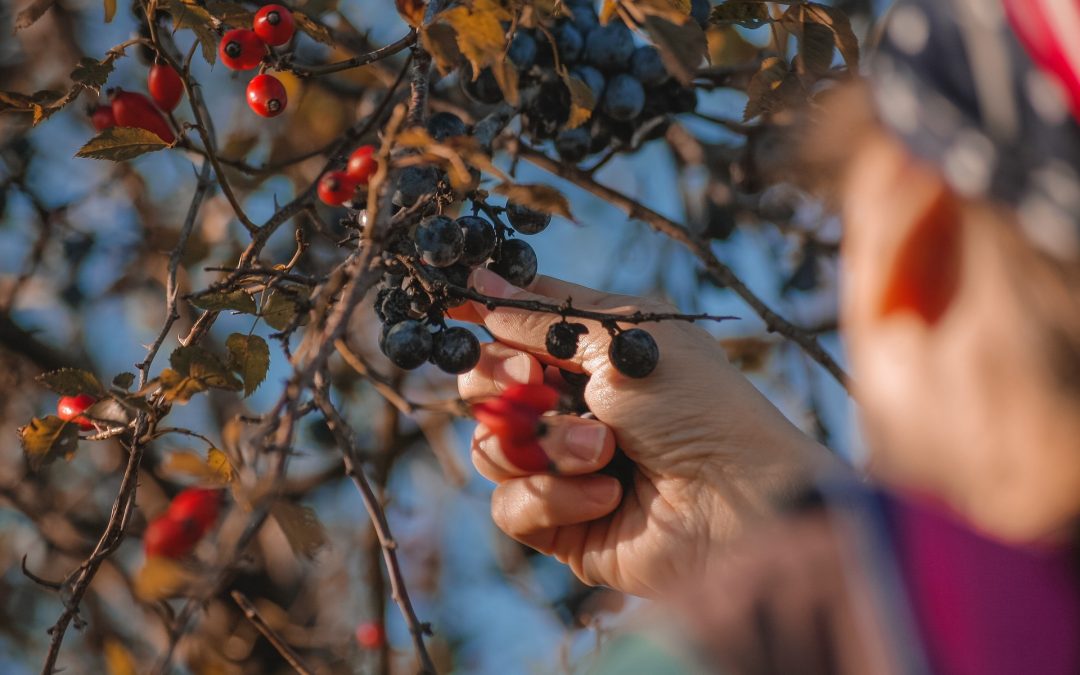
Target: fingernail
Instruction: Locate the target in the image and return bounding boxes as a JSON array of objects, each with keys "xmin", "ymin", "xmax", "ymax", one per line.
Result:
[
  {"xmin": 471, "ymin": 267, "xmax": 517, "ymax": 298},
  {"xmin": 565, "ymin": 424, "xmax": 607, "ymax": 463},
  {"xmin": 501, "ymin": 353, "xmax": 535, "ymax": 385},
  {"xmin": 583, "ymin": 478, "xmax": 620, "ymax": 504}
]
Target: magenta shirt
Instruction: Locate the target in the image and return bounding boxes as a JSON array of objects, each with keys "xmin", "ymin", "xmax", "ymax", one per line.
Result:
[{"xmin": 886, "ymin": 495, "xmax": 1080, "ymax": 675}]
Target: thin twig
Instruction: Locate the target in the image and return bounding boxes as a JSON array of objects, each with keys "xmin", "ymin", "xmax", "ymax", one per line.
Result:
[
  {"xmin": 284, "ymin": 30, "xmax": 416, "ymax": 77},
  {"xmin": 231, "ymin": 591, "xmax": 315, "ymax": 675}
]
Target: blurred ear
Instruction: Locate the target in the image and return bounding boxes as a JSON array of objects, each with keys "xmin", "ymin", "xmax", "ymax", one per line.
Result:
[{"xmin": 879, "ymin": 183, "xmax": 962, "ymax": 326}]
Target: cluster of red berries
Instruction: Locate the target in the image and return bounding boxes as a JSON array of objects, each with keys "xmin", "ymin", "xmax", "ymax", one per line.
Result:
[
  {"xmin": 143, "ymin": 487, "xmax": 223, "ymax": 559},
  {"xmin": 472, "ymin": 384, "xmax": 560, "ymax": 472},
  {"xmin": 218, "ymin": 4, "xmax": 295, "ymax": 118},
  {"xmin": 56, "ymin": 393, "xmax": 98, "ymax": 430},
  {"xmin": 89, "ymin": 61, "xmax": 183, "ymax": 143},
  {"xmin": 317, "ymin": 144, "xmax": 379, "ymax": 206}
]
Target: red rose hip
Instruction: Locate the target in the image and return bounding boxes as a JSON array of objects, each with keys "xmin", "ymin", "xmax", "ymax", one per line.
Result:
[
  {"xmin": 147, "ymin": 62, "xmax": 184, "ymax": 111},
  {"xmin": 317, "ymin": 171, "xmax": 357, "ymax": 206},
  {"xmin": 111, "ymin": 90, "xmax": 175, "ymax": 143},
  {"xmin": 246, "ymin": 73, "xmax": 288, "ymax": 117},
  {"xmin": 57, "ymin": 393, "xmax": 97, "ymax": 431},
  {"xmin": 355, "ymin": 621, "xmax": 385, "ymax": 650},
  {"xmin": 143, "ymin": 514, "xmax": 201, "ymax": 559},
  {"xmin": 219, "ymin": 28, "xmax": 266, "ymax": 70},
  {"xmin": 167, "ymin": 487, "xmax": 222, "ymax": 535},
  {"xmin": 346, "ymin": 145, "xmax": 378, "ymax": 185},
  {"xmin": 90, "ymin": 104, "xmax": 115, "ymax": 132},
  {"xmin": 253, "ymin": 4, "xmax": 296, "ymax": 46}
]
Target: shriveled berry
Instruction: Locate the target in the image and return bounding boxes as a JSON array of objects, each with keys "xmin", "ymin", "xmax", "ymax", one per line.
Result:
[
  {"xmin": 456, "ymin": 215, "xmax": 497, "ymax": 267},
  {"xmin": 346, "ymin": 145, "xmax": 378, "ymax": 185},
  {"xmin": 246, "ymin": 73, "xmax": 288, "ymax": 117},
  {"xmin": 602, "ymin": 73, "xmax": 645, "ymax": 121},
  {"xmin": 490, "ymin": 238, "xmax": 538, "ymax": 287},
  {"xmin": 555, "ymin": 127, "xmax": 591, "ymax": 163},
  {"xmin": 415, "ymin": 215, "xmax": 464, "ymax": 267},
  {"xmin": 438, "ymin": 263, "xmax": 471, "ymax": 307},
  {"xmin": 253, "ymin": 4, "xmax": 295, "ymax": 46},
  {"xmin": 432, "ymin": 327, "xmax": 481, "ymax": 374},
  {"xmin": 219, "ymin": 28, "xmax": 266, "ymax": 71},
  {"xmin": 378, "ymin": 287, "xmax": 412, "ymax": 323},
  {"xmin": 57, "ymin": 393, "xmax": 97, "ymax": 431},
  {"xmin": 317, "ymin": 171, "xmax": 357, "ymax": 206},
  {"xmin": 383, "ymin": 320, "xmax": 433, "ymax": 370},
  {"xmin": 148, "ymin": 62, "xmax": 184, "ymax": 111},
  {"xmin": 505, "ymin": 202, "xmax": 550, "ymax": 235},
  {"xmin": 111, "ymin": 90, "xmax": 175, "ymax": 143},
  {"xmin": 546, "ymin": 322, "xmax": 588, "ymax": 360},
  {"xmin": 90, "ymin": 104, "xmax": 116, "ymax": 132},
  {"xmin": 609, "ymin": 328, "xmax": 659, "ymax": 378},
  {"xmin": 426, "ymin": 111, "xmax": 468, "ymax": 141}
]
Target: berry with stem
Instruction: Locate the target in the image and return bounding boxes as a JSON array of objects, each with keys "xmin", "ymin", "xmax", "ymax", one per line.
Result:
[
  {"xmin": 609, "ymin": 328, "xmax": 659, "ymax": 378},
  {"xmin": 219, "ymin": 28, "xmax": 266, "ymax": 71},
  {"xmin": 546, "ymin": 322, "xmax": 588, "ymax": 360},
  {"xmin": 148, "ymin": 62, "xmax": 184, "ymax": 111},
  {"xmin": 246, "ymin": 73, "xmax": 288, "ymax": 117},
  {"xmin": 318, "ymin": 171, "xmax": 357, "ymax": 206}
]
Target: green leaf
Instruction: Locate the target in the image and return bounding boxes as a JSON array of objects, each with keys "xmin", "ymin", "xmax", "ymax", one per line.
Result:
[
  {"xmin": 19, "ymin": 416, "xmax": 81, "ymax": 471},
  {"xmin": 709, "ymin": 1, "xmax": 771, "ymax": 28},
  {"xmin": 70, "ymin": 57, "xmax": 115, "ymax": 91},
  {"xmin": 36, "ymin": 368, "xmax": 105, "ymax": 396},
  {"xmin": 75, "ymin": 127, "xmax": 171, "ymax": 161},
  {"xmin": 293, "ymin": 12, "xmax": 334, "ymax": 45},
  {"xmin": 270, "ymin": 501, "xmax": 327, "ymax": 560},
  {"xmin": 226, "ymin": 333, "xmax": 269, "ymax": 397},
  {"xmin": 191, "ymin": 289, "xmax": 257, "ymax": 314},
  {"xmin": 805, "ymin": 3, "xmax": 859, "ymax": 70},
  {"xmin": 262, "ymin": 291, "xmax": 304, "ymax": 331},
  {"xmin": 112, "ymin": 372, "xmax": 136, "ymax": 389}
]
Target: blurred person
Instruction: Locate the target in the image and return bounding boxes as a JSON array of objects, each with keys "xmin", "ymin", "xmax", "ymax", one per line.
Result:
[{"xmin": 457, "ymin": 0, "xmax": 1080, "ymax": 672}]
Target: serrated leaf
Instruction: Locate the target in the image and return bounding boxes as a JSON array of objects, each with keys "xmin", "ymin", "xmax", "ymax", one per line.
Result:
[
  {"xmin": 271, "ymin": 501, "xmax": 327, "ymax": 560},
  {"xmin": 561, "ymin": 72, "xmax": 595, "ymax": 129},
  {"xmin": 113, "ymin": 372, "xmax": 136, "ymax": 389},
  {"xmin": 494, "ymin": 183, "xmax": 574, "ymax": 220},
  {"xmin": 75, "ymin": 127, "xmax": 171, "ymax": 161},
  {"xmin": 642, "ymin": 15, "xmax": 708, "ymax": 86},
  {"xmin": 70, "ymin": 57, "xmax": 114, "ymax": 91},
  {"xmin": 743, "ymin": 55, "xmax": 788, "ymax": 120},
  {"xmin": 226, "ymin": 333, "xmax": 269, "ymax": 397},
  {"xmin": 162, "ymin": 0, "xmax": 219, "ymax": 65},
  {"xmin": 36, "ymin": 368, "xmax": 104, "ymax": 396},
  {"xmin": 436, "ymin": 0, "xmax": 511, "ymax": 76},
  {"xmin": 135, "ymin": 556, "xmax": 198, "ymax": 601},
  {"xmin": 158, "ymin": 369, "xmax": 209, "ymax": 403},
  {"xmin": 104, "ymin": 0, "xmax": 116, "ymax": 21},
  {"xmin": 709, "ymin": 1, "xmax": 770, "ymax": 28},
  {"xmin": 262, "ymin": 291, "xmax": 305, "ymax": 331},
  {"xmin": 294, "ymin": 12, "xmax": 333, "ymax": 45},
  {"xmin": 191, "ymin": 289, "xmax": 257, "ymax": 314},
  {"xmin": 162, "ymin": 448, "xmax": 234, "ymax": 485},
  {"xmin": 19, "ymin": 416, "xmax": 80, "ymax": 471},
  {"xmin": 160, "ymin": 345, "xmax": 242, "ymax": 402},
  {"xmin": 204, "ymin": 0, "xmax": 254, "ymax": 27},
  {"xmin": 805, "ymin": 3, "xmax": 859, "ymax": 70}
]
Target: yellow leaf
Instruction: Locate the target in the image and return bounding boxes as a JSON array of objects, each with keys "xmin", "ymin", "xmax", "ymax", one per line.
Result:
[
  {"xmin": 104, "ymin": 0, "xmax": 116, "ymax": 22},
  {"xmin": 135, "ymin": 556, "xmax": 197, "ymax": 601},
  {"xmin": 437, "ymin": 0, "xmax": 512, "ymax": 75},
  {"xmin": 162, "ymin": 449, "xmax": 234, "ymax": 485},
  {"xmin": 561, "ymin": 72, "xmax": 595, "ymax": 129},
  {"xmin": 18, "ymin": 416, "xmax": 80, "ymax": 471},
  {"xmin": 103, "ymin": 639, "xmax": 135, "ymax": 675}
]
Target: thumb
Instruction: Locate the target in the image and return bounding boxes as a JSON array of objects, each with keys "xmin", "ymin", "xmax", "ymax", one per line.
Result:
[{"xmin": 467, "ymin": 268, "xmax": 614, "ymax": 373}]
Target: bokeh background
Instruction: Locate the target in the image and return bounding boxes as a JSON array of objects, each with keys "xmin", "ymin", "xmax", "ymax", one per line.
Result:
[{"xmin": 1, "ymin": 0, "xmax": 889, "ymax": 672}]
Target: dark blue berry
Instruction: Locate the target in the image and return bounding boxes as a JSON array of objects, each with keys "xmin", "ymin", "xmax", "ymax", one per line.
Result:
[
  {"xmin": 691, "ymin": 0, "xmax": 711, "ymax": 29},
  {"xmin": 462, "ymin": 66, "xmax": 503, "ymax": 104},
  {"xmin": 506, "ymin": 202, "xmax": 551, "ymax": 235},
  {"xmin": 609, "ymin": 328, "xmax": 658, "ymax": 378},
  {"xmin": 508, "ymin": 31, "xmax": 538, "ymax": 70},
  {"xmin": 378, "ymin": 287, "xmax": 411, "ymax": 323},
  {"xmin": 571, "ymin": 65, "xmax": 605, "ymax": 102},
  {"xmin": 555, "ymin": 127, "xmax": 592, "ymax": 163},
  {"xmin": 584, "ymin": 22, "xmax": 634, "ymax": 72},
  {"xmin": 553, "ymin": 21, "xmax": 584, "ymax": 64},
  {"xmin": 602, "ymin": 73, "xmax": 645, "ymax": 121},
  {"xmin": 383, "ymin": 320, "xmax": 433, "ymax": 370},
  {"xmin": 426, "ymin": 112, "xmax": 468, "ymax": 141},
  {"xmin": 415, "ymin": 215, "xmax": 464, "ymax": 267},
  {"xmin": 457, "ymin": 215, "xmax": 497, "ymax": 267},
  {"xmin": 568, "ymin": 4, "xmax": 599, "ymax": 33},
  {"xmin": 490, "ymin": 238, "xmax": 538, "ymax": 287},
  {"xmin": 432, "ymin": 327, "xmax": 481, "ymax": 374},
  {"xmin": 630, "ymin": 46, "xmax": 668, "ymax": 86},
  {"xmin": 393, "ymin": 165, "xmax": 439, "ymax": 208}
]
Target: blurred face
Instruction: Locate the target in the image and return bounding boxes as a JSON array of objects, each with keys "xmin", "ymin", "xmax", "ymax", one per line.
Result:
[{"xmin": 840, "ymin": 130, "xmax": 1080, "ymax": 542}]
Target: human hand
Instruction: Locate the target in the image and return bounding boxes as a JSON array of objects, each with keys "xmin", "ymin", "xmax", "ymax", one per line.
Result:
[{"xmin": 459, "ymin": 268, "xmax": 839, "ymax": 597}]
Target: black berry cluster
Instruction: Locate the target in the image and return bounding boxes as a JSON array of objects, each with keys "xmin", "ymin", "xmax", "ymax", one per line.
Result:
[{"xmin": 462, "ymin": 0, "xmax": 700, "ymax": 164}]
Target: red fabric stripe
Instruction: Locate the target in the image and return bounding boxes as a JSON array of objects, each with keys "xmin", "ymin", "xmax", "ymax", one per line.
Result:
[{"xmin": 1004, "ymin": 0, "xmax": 1080, "ymax": 121}]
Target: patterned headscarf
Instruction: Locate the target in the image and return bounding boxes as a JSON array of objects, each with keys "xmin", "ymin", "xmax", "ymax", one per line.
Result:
[{"xmin": 872, "ymin": 0, "xmax": 1080, "ymax": 259}]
